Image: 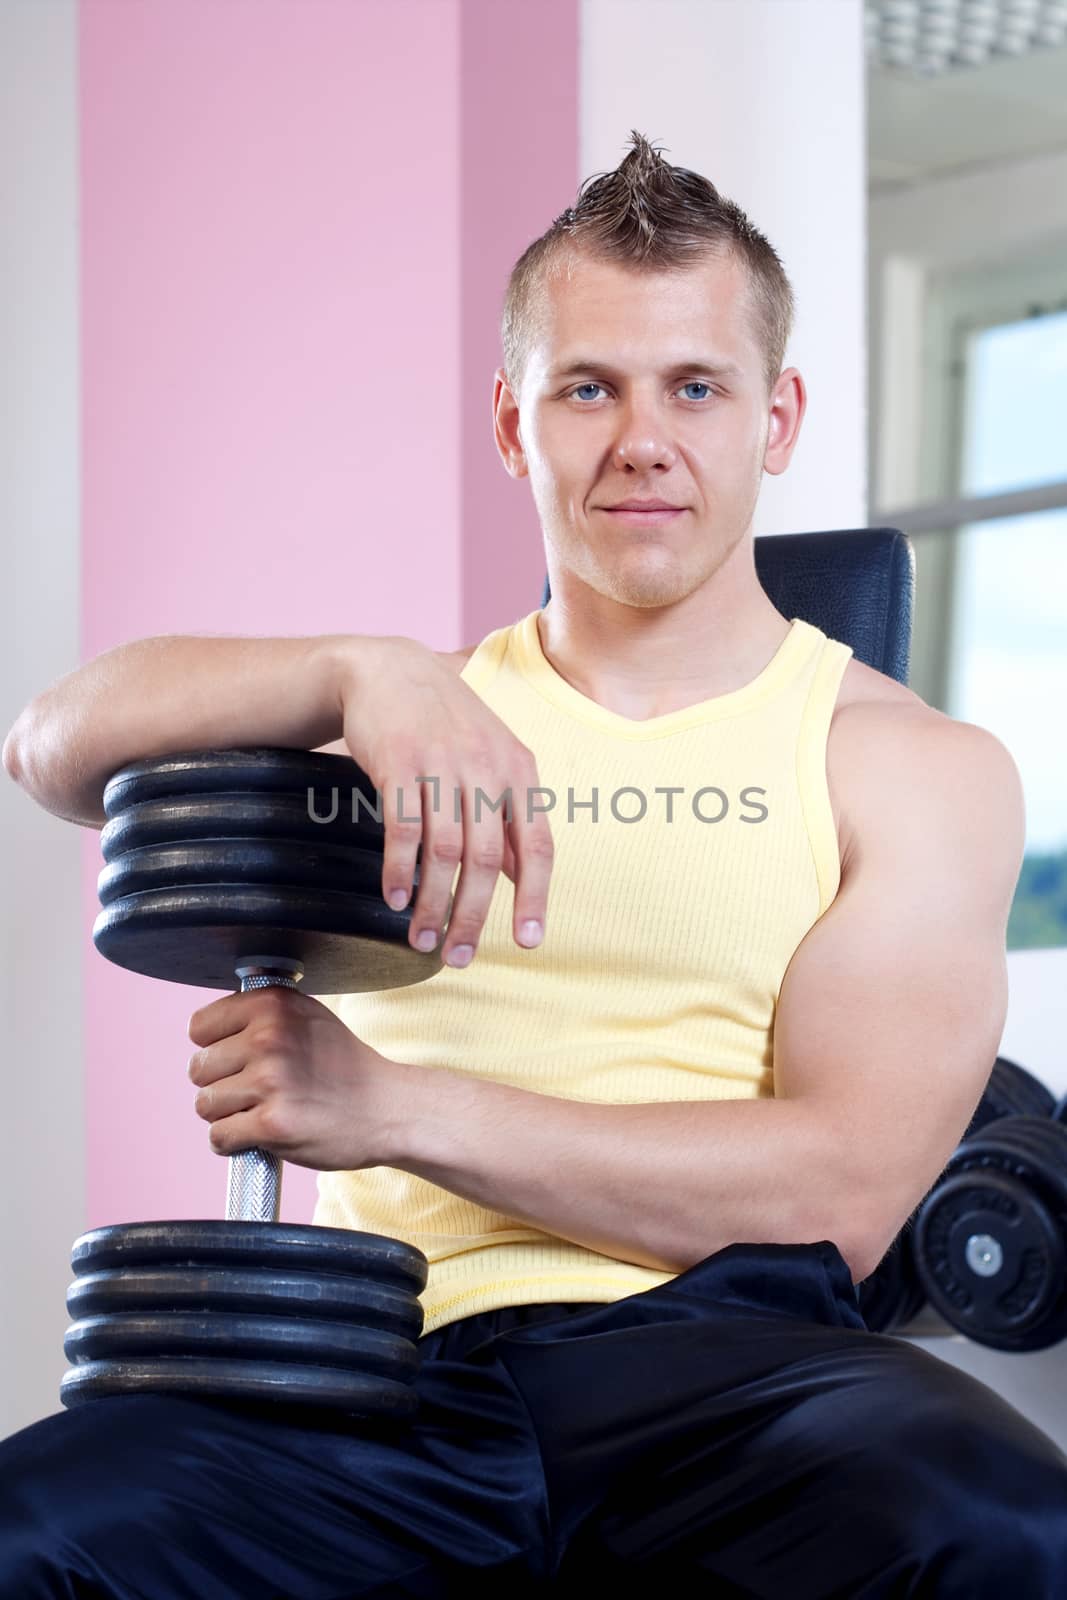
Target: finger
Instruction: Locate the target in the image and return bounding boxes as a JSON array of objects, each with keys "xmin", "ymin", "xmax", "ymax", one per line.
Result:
[
  {"xmin": 194, "ymin": 1073, "xmax": 258, "ymax": 1127},
  {"xmin": 508, "ymin": 766, "xmax": 554, "ymax": 948},
  {"xmin": 206, "ymin": 1106, "xmax": 266, "ymax": 1157},
  {"xmin": 379, "ymin": 769, "xmax": 425, "ymax": 916},
  {"xmin": 188, "ymin": 1033, "xmax": 248, "ymax": 1088},
  {"xmin": 409, "ymin": 772, "xmax": 463, "ymax": 954},
  {"xmin": 187, "ymin": 990, "xmax": 263, "ymax": 1048},
  {"xmin": 500, "ymin": 829, "xmax": 518, "ymax": 885},
  {"xmin": 440, "ymin": 778, "xmax": 509, "ymax": 967}
]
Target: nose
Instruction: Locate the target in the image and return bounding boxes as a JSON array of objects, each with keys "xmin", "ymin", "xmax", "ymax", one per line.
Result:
[{"xmin": 612, "ymin": 418, "xmax": 678, "ymax": 474}]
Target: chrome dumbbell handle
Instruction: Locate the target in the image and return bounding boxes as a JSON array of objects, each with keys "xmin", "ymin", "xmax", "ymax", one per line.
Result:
[{"xmin": 225, "ymin": 957, "xmax": 305, "ymax": 1222}]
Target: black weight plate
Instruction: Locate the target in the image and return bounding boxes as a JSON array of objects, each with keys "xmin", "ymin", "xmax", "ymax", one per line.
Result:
[
  {"xmin": 992, "ymin": 1056, "xmax": 1055, "ymax": 1117},
  {"xmin": 64, "ymin": 1311, "xmax": 418, "ymax": 1379},
  {"xmin": 102, "ymin": 748, "xmax": 380, "ymax": 819},
  {"xmin": 858, "ymin": 1230, "xmax": 925, "ymax": 1333},
  {"xmin": 914, "ymin": 1169, "xmax": 1066, "ymax": 1349},
  {"xmin": 913, "ymin": 1116, "xmax": 1067, "ymax": 1350},
  {"xmin": 1053, "ymin": 1093, "xmax": 1067, "ymax": 1126},
  {"xmin": 97, "ymin": 838, "xmax": 397, "ymax": 908},
  {"xmin": 857, "ymin": 1238, "xmax": 907, "ymax": 1332},
  {"xmin": 60, "ymin": 1357, "xmax": 419, "ymax": 1417},
  {"xmin": 92, "ymin": 884, "xmax": 444, "ymax": 991},
  {"xmin": 894, "ymin": 1230, "xmax": 928, "ymax": 1328},
  {"xmin": 100, "ymin": 792, "xmax": 392, "ymax": 863},
  {"xmin": 950, "ymin": 1114, "xmax": 1067, "ymax": 1191},
  {"xmin": 66, "ymin": 1265, "xmax": 422, "ymax": 1337},
  {"xmin": 963, "ymin": 1056, "xmax": 1055, "ymax": 1140},
  {"xmin": 71, "ymin": 1221, "xmax": 428, "ymax": 1294}
]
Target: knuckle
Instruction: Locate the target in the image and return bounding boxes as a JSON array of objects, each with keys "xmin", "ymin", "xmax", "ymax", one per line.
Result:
[
  {"xmin": 250, "ymin": 1029, "xmax": 287, "ymax": 1066},
  {"xmin": 383, "ymin": 756, "xmax": 418, "ymax": 786},
  {"xmin": 387, "ymin": 815, "xmax": 422, "ymax": 842},
  {"xmin": 257, "ymin": 1102, "xmax": 287, "ymax": 1144},
  {"xmin": 252, "ymin": 1055, "xmax": 282, "ymax": 1092},
  {"xmin": 255, "ymin": 987, "xmax": 290, "ymax": 1018},
  {"xmin": 469, "ymin": 841, "xmax": 504, "ymax": 871},
  {"xmin": 525, "ymin": 829, "xmax": 555, "ymax": 858},
  {"xmin": 427, "ymin": 834, "xmax": 463, "ymax": 867},
  {"xmin": 251, "ymin": 1012, "xmax": 283, "ymax": 1044},
  {"xmin": 465, "ymin": 736, "xmax": 496, "ymax": 769}
]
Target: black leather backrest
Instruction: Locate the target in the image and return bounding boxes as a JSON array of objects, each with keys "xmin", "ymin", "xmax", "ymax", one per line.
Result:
[{"xmin": 540, "ymin": 526, "xmax": 915, "ymax": 684}]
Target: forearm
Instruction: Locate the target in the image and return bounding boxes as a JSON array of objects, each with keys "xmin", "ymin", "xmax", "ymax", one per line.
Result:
[
  {"xmin": 388, "ymin": 1064, "xmax": 867, "ymax": 1281},
  {"xmin": 2, "ymin": 631, "xmax": 371, "ymax": 829}
]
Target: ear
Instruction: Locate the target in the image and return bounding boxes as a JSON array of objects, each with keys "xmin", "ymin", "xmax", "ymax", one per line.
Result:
[
  {"xmin": 493, "ymin": 367, "xmax": 528, "ymax": 479},
  {"xmin": 762, "ymin": 367, "xmax": 806, "ymax": 477}
]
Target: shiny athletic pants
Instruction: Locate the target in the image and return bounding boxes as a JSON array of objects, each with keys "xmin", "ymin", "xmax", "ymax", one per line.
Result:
[{"xmin": 3, "ymin": 1239, "xmax": 1067, "ymax": 1598}]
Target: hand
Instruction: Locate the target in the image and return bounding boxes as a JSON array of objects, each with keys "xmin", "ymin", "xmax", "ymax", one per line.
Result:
[
  {"xmin": 187, "ymin": 986, "xmax": 406, "ymax": 1171},
  {"xmin": 339, "ymin": 636, "xmax": 554, "ymax": 968}
]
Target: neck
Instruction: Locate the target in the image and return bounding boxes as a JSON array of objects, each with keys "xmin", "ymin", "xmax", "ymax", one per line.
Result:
[{"xmin": 538, "ymin": 548, "xmax": 790, "ymax": 722}]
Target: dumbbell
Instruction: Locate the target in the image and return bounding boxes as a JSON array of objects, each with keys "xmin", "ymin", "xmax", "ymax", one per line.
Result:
[
  {"xmin": 912, "ymin": 1056, "xmax": 1066, "ymax": 1350},
  {"xmin": 962, "ymin": 1053, "xmax": 1056, "ymax": 1135},
  {"xmin": 856, "ymin": 1227, "xmax": 926, "ymax": 1334},
  {"xmin": 61, "ymin": 747, "xmax": 447, "ymax": 1419},
  {"xmin": 858, "ymin": 1056, "xmax": 1055, "ymax": 1334}
]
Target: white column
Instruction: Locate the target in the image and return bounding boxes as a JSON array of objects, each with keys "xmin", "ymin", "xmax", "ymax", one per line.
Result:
[
  {"xmin": 0, "ymin": 0, "xmax": 85, "ymax": 1435},
  {"xmin": 580, "ymin": 0, "xmax": 868, "ymax": 538}
]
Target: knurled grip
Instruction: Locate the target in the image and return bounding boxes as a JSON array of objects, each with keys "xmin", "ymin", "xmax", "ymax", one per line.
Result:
[{"xmin": 225, "ymin": 959, "xmax": 304, "ymax": 1222}]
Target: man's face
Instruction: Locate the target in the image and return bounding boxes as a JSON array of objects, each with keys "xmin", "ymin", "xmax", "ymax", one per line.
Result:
[{"xmin": 494, "ymin": 250, "xmax": 803, "ymax": 610}]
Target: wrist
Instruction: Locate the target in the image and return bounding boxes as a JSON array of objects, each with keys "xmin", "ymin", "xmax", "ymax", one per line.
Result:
[
  {"xmin": 322, "ymin": 632, "xmax": 378, "ymax": 731},
  {"xmin": 328, "ymin": 631, "xmax": 424, "ymax": 718},
  {"xmin": 369, "ymin": 1056, "xmax": 433, "ymax": 1168}
]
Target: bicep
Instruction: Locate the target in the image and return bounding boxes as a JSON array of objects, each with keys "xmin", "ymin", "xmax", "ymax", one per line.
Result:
[{"xmin": 773, "ymin": 719, "xmax": 1025, "ymax": 1272}]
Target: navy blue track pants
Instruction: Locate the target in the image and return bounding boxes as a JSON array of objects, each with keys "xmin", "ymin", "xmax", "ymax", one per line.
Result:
[{"xmin": 3, "ymin": 1238, "xmax": 1067, "ymax": 1597}]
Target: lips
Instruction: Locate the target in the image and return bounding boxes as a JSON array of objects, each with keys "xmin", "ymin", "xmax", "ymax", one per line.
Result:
[
  {"xmin": 606, "ymin": 500, "xmax": 682, "ymax": 511},
  {"xmin": 601, "ymin": 503, "xmax": 686, "ymax": 523}
]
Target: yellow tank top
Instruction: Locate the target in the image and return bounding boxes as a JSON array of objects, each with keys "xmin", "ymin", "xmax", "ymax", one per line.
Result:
[{"xmin": 315, "ymin": 609, "xmax": 853, "ymax": 1333}]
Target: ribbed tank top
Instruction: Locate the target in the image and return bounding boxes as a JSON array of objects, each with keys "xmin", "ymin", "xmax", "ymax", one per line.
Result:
[{"xmin": 315, "ymin": 610, "xmax": 854, "ymax": 1333}]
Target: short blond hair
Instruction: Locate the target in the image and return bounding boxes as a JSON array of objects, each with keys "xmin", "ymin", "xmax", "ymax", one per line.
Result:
[{"xmin": 501, "ymin": 129, "xmax": 795, "ymax": 403}]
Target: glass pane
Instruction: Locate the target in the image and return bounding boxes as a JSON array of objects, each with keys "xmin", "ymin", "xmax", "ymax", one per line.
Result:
[
  {"xmin": 910, "ymin": 509, "xmax": 1067, "ymax": 953},
  {"xmin": 961, "ymin": 308, "xmax": 1067, "ymax": 498}
]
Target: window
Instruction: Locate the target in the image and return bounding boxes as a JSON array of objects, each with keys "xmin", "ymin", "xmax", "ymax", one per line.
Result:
[{"xmin": 900, "ymin": 263, "xmax": 1067, "ymax": 951}]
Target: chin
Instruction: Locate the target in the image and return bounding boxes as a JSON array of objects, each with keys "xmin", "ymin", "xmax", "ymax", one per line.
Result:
[{"xmin": 603, "ymin": 573, "xmax": 694, "ymax": 610}]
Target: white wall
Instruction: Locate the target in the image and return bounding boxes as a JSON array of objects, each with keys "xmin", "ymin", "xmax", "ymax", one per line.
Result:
[
  {"xmin": 581, "ymin": 0, "xmax": 868, "ymax": 539},
  {"xmin": 0, "ymin": 0, "xmax": 85, "ymax": 1439}
]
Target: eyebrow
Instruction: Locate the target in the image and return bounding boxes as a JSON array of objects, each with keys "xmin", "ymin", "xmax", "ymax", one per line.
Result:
[{"xmin": 547, "ymin": 355, "xmax": 746, "ymax": 383}]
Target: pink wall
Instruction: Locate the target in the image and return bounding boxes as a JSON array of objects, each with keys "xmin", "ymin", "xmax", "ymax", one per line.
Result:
[
  {"xmin": 459, "ymin": 0, "xmax": 579, "ymax": 643},
  {"xmin": 80, "ymin": 0, "xmax": 578, "ymax": 1228}
]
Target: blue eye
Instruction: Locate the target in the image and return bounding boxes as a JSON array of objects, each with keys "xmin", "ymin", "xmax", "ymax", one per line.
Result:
[{"xmin": 568, "ymin": 380, "xmax": 714, "ymax": 403}]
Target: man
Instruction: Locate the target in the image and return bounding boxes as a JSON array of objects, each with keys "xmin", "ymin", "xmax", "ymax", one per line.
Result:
[{"xmin": 3, "ymin": 130, "xmax": 1066, "ymax": 1597}]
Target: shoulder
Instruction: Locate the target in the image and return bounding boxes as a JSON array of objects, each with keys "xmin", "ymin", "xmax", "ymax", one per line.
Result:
[
  {"xmin": 433, "ymin": 644, "xmax": 479, "ymax": 674},
  {"xmin": 833, "ymin": 652, "xmax": 925, "ymax": 714},
  {"xmin": 827, "ymin": 658, "xmax": 1024, "ymax": 883}
]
